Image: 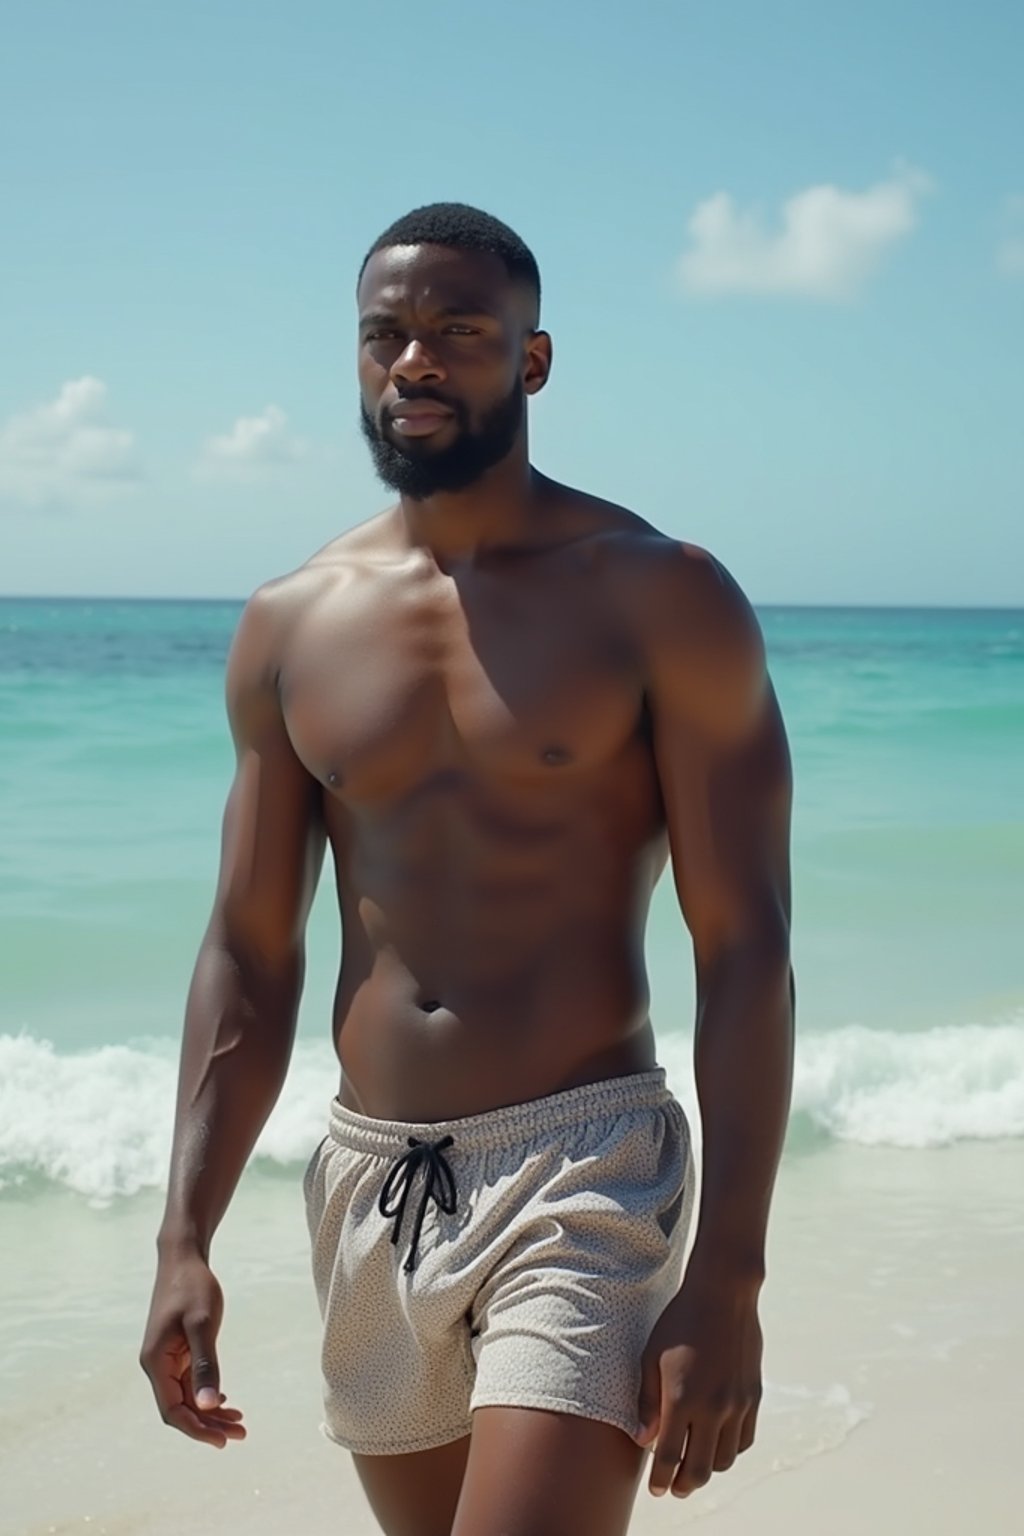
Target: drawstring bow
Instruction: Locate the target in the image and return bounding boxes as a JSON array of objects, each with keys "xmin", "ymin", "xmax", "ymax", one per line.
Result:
[{"xmin": 378, "ymin": 1134, "xmax": 457, "ymax": 1273}]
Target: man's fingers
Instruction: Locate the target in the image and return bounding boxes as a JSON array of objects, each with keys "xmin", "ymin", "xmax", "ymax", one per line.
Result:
[
  {"xmin": 201, "ymin": 1413, "xmax": 247, "ymax": 1440},
  {"xmin": 711, "ymin": 1412, "xmax": 744, "ymax": 1474},
  {"xmin": 163, "ymin": 1403, "xmax": 235, "ymax": 1448},
  {"xmin": 648, "ymin": 1420, "xmax": 688, "ymax": 1497},
  {"xmin": 671, "ymin": 1418, "xmax": 718, "ymax": 1498},
  {"xmin": 184, "ymin": 1395, "xmax": 246, "ymax": 1429},
  {"xmin": 647, "ymin": 1372, "xmax": 690, "ymax": 1496},
  {"xmin": 635, "ymin": 1355, "xmax": 662, "ymax": 1446},
  {"xmin": 140, "ymin": 1339, "xmax": 187, "ymax": 1423},
  {"xmin": 183, "ymin": 1316, "xmax": 221, "ymax": 1410},
  {"xmin": 141, "ymin": 1322, "xmax": 247, "ymax": 1451},
  {"xmin": 737, "ymin": 1397, "xmax": 760, "ymax": 1454},
  {"xmin": 162, "ymin": 1396, "xmax": 247, "ymax": 1445}
]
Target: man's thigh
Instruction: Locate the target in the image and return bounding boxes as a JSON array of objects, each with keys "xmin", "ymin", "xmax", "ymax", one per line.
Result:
[
  {"xmin": 353, "ymin": 1436, "xmax": 471, "ymax": 1536},
  {"xmin": 452, "ymin": 1406, "xmax": 647, "ymax": 1536}
]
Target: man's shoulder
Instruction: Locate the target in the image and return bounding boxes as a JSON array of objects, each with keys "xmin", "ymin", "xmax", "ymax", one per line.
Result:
[
  {"xmin": 570, "ymin": 497, "xmax": 765, "ymax": 733},
  {"xmin": 240, "ymin": 508, "xmax": 398, "ymax": 629},
  {"xmin": 222, "ymin": 514, "xmax": 383, "ymax": 696},
  {"xmin": 571, "ymin": 496, "xmax": 757, "ymax": 650},
  {"xmin": 301, "ymin": 506, "xmax": 402, "ymax": 572}
]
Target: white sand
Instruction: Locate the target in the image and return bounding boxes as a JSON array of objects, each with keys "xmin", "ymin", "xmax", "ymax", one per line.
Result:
[{"xmin": 3, "ymin": 1140, "xmax": 1022, "ymax": 1535}]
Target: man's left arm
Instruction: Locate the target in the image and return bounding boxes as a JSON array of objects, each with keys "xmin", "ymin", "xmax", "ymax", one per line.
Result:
[{"xmin": 633, "ymin": 543, "xmax": 794, "ymax": 1499}]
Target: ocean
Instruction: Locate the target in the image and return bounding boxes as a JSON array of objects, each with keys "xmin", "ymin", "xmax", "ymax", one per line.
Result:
[{"xmin": 1, "ymin": 597, "xmax": 1022, "ymax": 1533}]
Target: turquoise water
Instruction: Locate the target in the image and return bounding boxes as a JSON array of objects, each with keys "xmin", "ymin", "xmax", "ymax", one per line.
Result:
[{"xmin": 1, "ymin": 599, "xmax": 1022, "ymax": 1199}]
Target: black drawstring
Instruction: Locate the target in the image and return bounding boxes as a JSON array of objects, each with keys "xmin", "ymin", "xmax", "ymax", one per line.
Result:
[{"xmin": 378, "ymin": 1135, "xmax": 457, "ymax": 1273}]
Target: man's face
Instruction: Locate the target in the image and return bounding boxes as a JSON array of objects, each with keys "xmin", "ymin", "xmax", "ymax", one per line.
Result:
[{"xmin": 357, "ymin": 244, "xmax": 547, "ymax": 498}]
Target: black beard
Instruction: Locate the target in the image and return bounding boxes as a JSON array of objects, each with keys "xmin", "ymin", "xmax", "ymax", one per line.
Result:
[{"xmin": 359, "ymin": 381, "xmax": 525, "ymax": 499}]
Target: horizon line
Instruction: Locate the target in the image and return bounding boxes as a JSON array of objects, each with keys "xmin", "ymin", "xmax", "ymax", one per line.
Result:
[{"xmin": 1, "ymin": 594, "xmax": 1021, "ymax": 613}]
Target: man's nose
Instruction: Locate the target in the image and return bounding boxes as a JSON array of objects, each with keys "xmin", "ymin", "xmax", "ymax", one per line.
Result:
[{"xmin": 392, "ymin": 337, "xmax": 445, "ymax": 385}]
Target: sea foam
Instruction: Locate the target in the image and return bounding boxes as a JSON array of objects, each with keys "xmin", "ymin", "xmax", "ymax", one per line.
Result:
[
  {"xmin": 789, "ymin": 1018, "xmax": 1024, "ymax": 1147},
  {"xmin": 1, "ymin": 1016, "xmax": 1022, "ymax": 1202}
]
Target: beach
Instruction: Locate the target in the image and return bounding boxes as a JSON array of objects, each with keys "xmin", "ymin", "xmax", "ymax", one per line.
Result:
[
  {"xmin": 2, "ymin": 598, "xmax": 1022, "ymax": 1533},
  {"xmin": 4, "ymin": 1137, "xmax": 1021, "ymax": 1535}
]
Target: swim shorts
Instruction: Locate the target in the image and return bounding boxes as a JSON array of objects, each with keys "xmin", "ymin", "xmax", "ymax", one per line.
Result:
[{"xmin": 303, "ymin": 1068, "xmax": 695, "ymax": 1455}]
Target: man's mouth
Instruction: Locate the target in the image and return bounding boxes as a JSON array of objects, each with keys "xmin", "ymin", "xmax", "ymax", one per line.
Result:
[{"xmin": 387, "ymin": 400, "xmax": 455, "ymax": 438}]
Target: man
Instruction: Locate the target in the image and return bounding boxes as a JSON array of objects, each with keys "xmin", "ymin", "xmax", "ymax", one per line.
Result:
[{"xmin": 141, "ymin": 202, "xmax": 794, "ymax": 1536}]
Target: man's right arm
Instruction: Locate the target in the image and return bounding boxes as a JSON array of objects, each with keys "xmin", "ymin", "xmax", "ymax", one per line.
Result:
[{"xmin": 140, "ymin": 583, "xmax": 326, "ymax": 1446}]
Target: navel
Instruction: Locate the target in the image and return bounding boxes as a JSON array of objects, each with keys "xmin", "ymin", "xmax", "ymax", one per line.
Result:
[{"xmin": 541, "ymin": 745, "xmax": 571, "ymax": 767}]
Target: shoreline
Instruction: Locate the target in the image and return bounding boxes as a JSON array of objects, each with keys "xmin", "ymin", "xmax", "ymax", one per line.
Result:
[{"xmin": 3, "ymin": 1138, "xmax": 1021, "ymax": 1534}]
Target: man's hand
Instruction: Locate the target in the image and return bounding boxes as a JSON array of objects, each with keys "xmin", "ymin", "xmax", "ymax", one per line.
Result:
[
  {"xmin": 636, "ymin": 1266, "xmax": 763, "ymax": 1498},
  {"xmin": 140, "ymin": 1249, "xmax": 246, "ymax": 1448}
]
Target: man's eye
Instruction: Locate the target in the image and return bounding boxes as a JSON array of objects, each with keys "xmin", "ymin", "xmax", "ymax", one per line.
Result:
[
  {"xmin": 444, "ymin": 326, "xmax": 479, "ymax": 336},
  {"xmin": 365, "ymin": 330, "xmax": 399, "ymax": 342}
]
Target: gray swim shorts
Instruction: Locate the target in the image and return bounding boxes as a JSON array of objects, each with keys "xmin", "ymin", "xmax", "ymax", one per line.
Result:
[{"xmin": 303, "ymin": 1068, "xmax": 695, "ymax": 1456}]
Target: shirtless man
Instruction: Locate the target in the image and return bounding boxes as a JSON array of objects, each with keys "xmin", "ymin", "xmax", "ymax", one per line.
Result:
[{"xmin": 141, "ymin": 203, "xmax": 794, "ymax": 1536}]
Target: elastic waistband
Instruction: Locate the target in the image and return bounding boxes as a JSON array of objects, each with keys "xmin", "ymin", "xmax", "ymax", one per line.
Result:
[{"xmin": 328, "ymin": 1068, "xmax": 673, "ymax": 1158}]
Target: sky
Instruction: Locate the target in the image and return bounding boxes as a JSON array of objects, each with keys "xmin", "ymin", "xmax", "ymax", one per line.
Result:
[{"xmin": 0, "ymin": 0, "xmax": 1021, "ymax": 606}]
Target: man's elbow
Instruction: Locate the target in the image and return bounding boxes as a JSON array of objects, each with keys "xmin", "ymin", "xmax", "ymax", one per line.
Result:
[
  {"xmin": 697, "ymin": 902, "xmax": 792, "ymax": 1000},
  {"xmin": 747, "ymin": 902, "xmax": 791, "ymax": 972},
  {"xmin": 210, "ymin": 903, "xmax": 306, "ymax": 990}
]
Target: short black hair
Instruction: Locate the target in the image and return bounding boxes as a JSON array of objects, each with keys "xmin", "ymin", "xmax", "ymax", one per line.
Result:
[{"xmin": 359, "ymin": 202, "xmax": 541, "ymax": 315}]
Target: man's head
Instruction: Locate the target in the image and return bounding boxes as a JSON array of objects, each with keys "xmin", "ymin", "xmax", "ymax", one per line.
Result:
[{"xmin": 357, "ymin": 203, "xmax": 551, "ymax": 499}]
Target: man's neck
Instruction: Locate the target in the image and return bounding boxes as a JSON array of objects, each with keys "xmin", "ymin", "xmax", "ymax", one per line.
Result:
[{"xmin": 397, "ymin": 458, "xmax": 550, "ymax": 568}]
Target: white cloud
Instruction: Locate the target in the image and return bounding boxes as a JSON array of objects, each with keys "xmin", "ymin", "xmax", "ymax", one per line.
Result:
[
  {"xmin": 0, "ymin": 377, "xmax": 140, "ymax": 509},
  {"xmin": 678, "ymin": 164, "xmax": 931, "ymax": 300},
  {"xmin": 996, "ymin": 194, "xmax": 1024, "ymax": 277},
  {"xmin": 197, "ymin": 405, "xmax": 307, "ymax": 480}
]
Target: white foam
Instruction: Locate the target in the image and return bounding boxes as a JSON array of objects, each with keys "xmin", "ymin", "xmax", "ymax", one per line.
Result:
[
  {"xmin": 790, "ymin": 1018, "xmax": 1024, "ymax": 1147},
  {"xmin": 659, "ymin": 1013, "xmax": 1024, "ymax": 1149},
  {"xmin": 1, "ymin": 1014, "xmax": 1022, "ymax": 1200},
  {"xmin": 0, "ymin": 1033, "xmax": 339, "ymax": 1203},
  {"xmin": 763, "ymin": 1379, "xmax": 873, "ymax": 1470}
]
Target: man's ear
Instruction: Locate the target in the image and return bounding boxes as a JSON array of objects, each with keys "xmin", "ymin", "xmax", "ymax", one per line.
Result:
[{"xmin": 524, "ymin": 330, "xmax": 553, "ymax": 396}]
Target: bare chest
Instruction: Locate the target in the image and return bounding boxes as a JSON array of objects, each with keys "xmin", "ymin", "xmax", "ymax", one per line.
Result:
[{"xmin": 281, "ymin": 571, "xmax": 643, "ymax": 803}]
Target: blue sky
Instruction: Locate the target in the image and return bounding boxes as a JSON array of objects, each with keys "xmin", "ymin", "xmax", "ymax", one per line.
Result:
[{"xmin": 1, "ymin": 0, "xmax": 1021, "ymax": 605}]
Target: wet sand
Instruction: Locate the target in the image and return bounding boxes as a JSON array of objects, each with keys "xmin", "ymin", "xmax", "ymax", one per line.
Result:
[{"xmin": 3, "ymin": 1139, "xmax": 1021, "ymax": 1535}]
